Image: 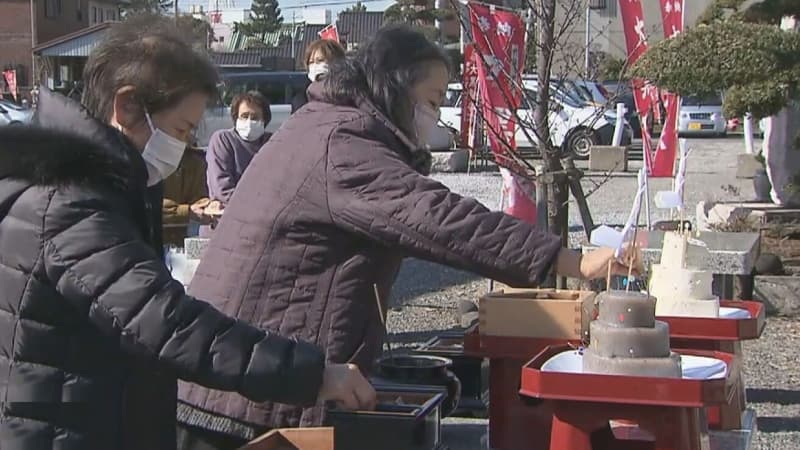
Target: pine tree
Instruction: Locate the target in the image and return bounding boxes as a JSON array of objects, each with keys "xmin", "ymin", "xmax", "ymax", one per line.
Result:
[
  {"xmin": 383, "ymin": 0, "xmax": 452, "ymax": 41},
  {"xmin": 236, "ymin": 0, "xmax": 284, "ymax": 37},
  {"xmin": 344, "ymin": 2, "xmax": 368, "ymax": 13}
]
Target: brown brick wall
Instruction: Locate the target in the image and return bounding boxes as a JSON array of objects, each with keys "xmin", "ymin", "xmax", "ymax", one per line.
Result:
[
  {"xmin": 0, "ymin": 0, "xmax": 34, "ymax": 88},
  {"xmin": 35, "ymin": 0, "xmax": 89, "ymax": 44},
  {"xmin": 0, "ymin": 0, "xmax": 92, "ymax": 90}
]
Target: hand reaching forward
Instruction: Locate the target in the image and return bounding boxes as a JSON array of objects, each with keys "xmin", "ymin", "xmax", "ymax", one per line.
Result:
[
  {"xmin": 581, "ymin": 246, "xmax": 642, "ymax": 280},
  {"xmin": 318, "ymin": 363, "xmax": 377, "ymax": 411},
  {"xmin": 557, "ymin": 246, "xmax": 642, "ymax": 280}
]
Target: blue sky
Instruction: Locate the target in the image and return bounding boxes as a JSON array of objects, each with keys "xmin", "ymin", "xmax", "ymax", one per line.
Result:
[{"xmin": 181, "ymin": 0, "xmax": 394, "ymax": 18}]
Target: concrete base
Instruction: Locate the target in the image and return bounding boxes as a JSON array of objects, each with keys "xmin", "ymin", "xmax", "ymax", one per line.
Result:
[
  {"xmin": 736, "ymin": 154, "xmax": 763, "ymax": 179},
  {"xmin": 696, "ymin": 201, "xmax": 760, "ymax": 232},
  {"xmin": 754, "ymin": 275, "xmax": 800, "ymax": 317},
  {"xmin": 589, "ymin": 145, "xmax": 628, "ymax": 172},
  {"xmin": 430, "ymin": 149, "xmax": 470, "ymax": 173},
  {"xmin": 696, "ymin": 200, "xmax": 800, "ymax": 231}
]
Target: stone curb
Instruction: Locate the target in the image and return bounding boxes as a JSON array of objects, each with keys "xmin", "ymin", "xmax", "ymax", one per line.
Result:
[{"xmin": 753, "ymin": 275, "xmax": 800, "ymax": 317}]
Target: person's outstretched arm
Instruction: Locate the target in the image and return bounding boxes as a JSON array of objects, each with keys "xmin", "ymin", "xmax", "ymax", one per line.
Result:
[
  {"xmin": 42, "ymin": 185, "xmax": 323, "ymax": 406},
  {"xmin": 326, "ymin": 118, "xmax": 628, "ymax": 286}
]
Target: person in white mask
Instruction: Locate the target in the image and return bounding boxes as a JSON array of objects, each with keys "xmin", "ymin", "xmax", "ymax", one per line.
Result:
[
  {"xmin": 178, "ymin": 25, "xmax": 639, "ymax": 445},
  {"xmin": 0, "ymin": 17, "xmax": 375, "ymax": 450},
  {"xmin": 205, "ymin": 91, "xmax": 272, "ymax": 209},
  {"xmin": 291, "ymin": 39, "xmax": 346, "ymax": 114}
]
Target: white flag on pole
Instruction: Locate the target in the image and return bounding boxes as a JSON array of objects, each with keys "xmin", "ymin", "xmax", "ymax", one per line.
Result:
[
  {"xmin": 590, "ymin": 167, "xmax": 647, "ymax": 258},
  {"xmin": 654, "ymin": 138, "xmax": 690, "ymax": 209}
]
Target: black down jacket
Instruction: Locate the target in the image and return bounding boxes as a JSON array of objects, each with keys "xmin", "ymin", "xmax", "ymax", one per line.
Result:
[{"xmin": 0, "ymin": 90, "xmax": 325, "ymax": 450}]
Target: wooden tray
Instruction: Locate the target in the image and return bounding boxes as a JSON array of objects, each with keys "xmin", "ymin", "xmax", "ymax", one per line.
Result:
[
  {"xmin": 519, "ymin": 345, "xmax": 738, "ymax": 408},
  {"xmin": 659, "ymin": 300, "xmax": 766, "ymax": 341}
]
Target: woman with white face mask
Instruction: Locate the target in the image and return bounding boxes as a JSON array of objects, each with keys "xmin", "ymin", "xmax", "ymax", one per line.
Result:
[
  {"xmin": 0, "ymin": 17, "xmax": 373, "ymax": 450},
  {"xmin": 205, "ymin": 91, "xmax": 272, "ymax": 209},
  {"xmin": 291, "ymin": 39, "xmax": 346, "ymax": 114},
  {"xmin": 180, "ymin": 25, "xmax": 641, "ymax": 439}
]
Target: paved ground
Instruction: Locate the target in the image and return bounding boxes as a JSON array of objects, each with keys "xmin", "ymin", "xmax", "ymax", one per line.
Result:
[{"xmin": 386, "ymin": 136, "xmax": 799, "ymax": 449}]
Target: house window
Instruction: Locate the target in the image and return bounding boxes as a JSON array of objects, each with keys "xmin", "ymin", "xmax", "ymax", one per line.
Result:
[
  {"xmin": 45, "ymin": 0, "xmax": 62, "ymax": 18},
  {"xmin": 598, "ymin": 0, "xmax": 617, "ymax": 17},
  {"xmin": 106, "ymin": 9, "xmax": 116, "ymax": 21},
  {"xmin": 92, "ymin": 6, "xmax": 98, "ymax": 25},
  {"xmin": 76, "ymin": 0, "xmax": 83, "ymax": 21}
]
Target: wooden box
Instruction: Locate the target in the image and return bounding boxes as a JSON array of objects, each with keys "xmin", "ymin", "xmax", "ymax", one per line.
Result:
[
  {"xmin": 478, "ymin": 288, "xmax": 597, "ymax": 340},
  {"xmin": 239, "ymin": 428, "xmax": 334, "ymax": 450}
]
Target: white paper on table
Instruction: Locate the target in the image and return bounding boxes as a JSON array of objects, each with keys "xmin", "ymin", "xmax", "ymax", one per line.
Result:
[
  {"xmin": 540, "ymin": 350, "xmax": 728, "ymax": 380},
  {"xmin": 719, "ymin": 307, "xmax": 752, "ymax": 319}
]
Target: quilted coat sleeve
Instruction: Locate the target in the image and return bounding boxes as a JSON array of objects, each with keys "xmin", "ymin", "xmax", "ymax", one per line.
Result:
[
  {"xmin": 41, "ymin": 186, "xmax": 325, "ymax": 406},
  {"xmin": 326, "ymin": 119, "xmax": 563, "ymax": 288}
]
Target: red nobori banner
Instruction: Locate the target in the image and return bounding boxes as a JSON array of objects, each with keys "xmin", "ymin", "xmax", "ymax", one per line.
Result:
[
  {"xmin": 460, "ymin": 44, "xmax": 479, "ymax": 148},
  {"xmin": 318, "ymin": 24, "xmax": 340, "ymax": 42},
  {"xmin": 618, "ymin": 0, "xmax": 655, "ymax": 173},
  {"xmin": 651, "ymin": 0, "xmax": 684, "ymax": 177},
  {"xmin": 467, "ymin": 3, "xmax": 536, "ymax": 223},
  {"xmin": 468, "ymin": 3, "xmax": 525, "ymax": 110},
  {"xmin": 3, "ymin": 70, "xmax": 17, "ymax": 102},
  {"xmin": 660, "ymin": 0, "xmax": 683, "ymax": 38}
]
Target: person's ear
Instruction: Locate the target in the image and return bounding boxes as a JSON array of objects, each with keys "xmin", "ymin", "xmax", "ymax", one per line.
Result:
[{"xmin": 111, "ymin": 86, "xmax": 143, "ymax": 130}]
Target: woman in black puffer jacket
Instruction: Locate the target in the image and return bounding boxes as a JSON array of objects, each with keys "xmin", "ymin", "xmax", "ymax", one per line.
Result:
[{"xmin": 0, "ymin": 17, "xmax": 373, "ymax": 450}]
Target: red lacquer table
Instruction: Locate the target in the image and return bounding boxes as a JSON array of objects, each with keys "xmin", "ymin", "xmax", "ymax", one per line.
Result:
[{"xmin": 519, "ymin": 345, "xmax": 739, "ymax": 450}]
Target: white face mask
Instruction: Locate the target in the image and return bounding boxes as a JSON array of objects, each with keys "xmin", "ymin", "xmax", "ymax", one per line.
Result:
[
  {"xmin": 413, "ymin": 103, "xmax": 441, "ymax": 148},
  {"xmin": 141, "ymin": 111, "xmax": 186, "ymax": 186},
  {"xmin": 308, "ymin": 62, "xmax": 329, "ymax": 82},
  {"xmin": 236, "ymin": 118, "xmax": 266, "ymax": 141}
]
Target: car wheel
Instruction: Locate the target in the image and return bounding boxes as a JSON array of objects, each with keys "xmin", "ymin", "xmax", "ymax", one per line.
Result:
[
  {"xmin": 7, "ymin": 121, "xmax": 23, "ymax": 126},
  {"xmin": 567, "ymin": 128, "xmax": 598, "ymax": 159}
]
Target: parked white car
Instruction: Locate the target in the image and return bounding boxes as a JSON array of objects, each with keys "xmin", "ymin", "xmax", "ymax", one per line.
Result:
[
  {"xmin": 0, "ymin": 100, "xmax": 33, "ymax": 126},
  {"xmin": 678, "ymin": 94, "xmax": 727, "ymax": 137},
  {"xmin": 440, "ymin": 82, "xmax": 631, "ymax": 158}
]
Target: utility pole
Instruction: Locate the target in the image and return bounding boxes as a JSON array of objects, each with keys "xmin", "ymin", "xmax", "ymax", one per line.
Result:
[{"xmin": 584, "ymin": 3, "xmax": 590, "ymax": 78}]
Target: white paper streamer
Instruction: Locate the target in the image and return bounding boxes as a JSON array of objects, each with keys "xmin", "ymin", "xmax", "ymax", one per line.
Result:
[
  {"xmin": 655, "ymin": 139, "xmax": 691, "ymax": 209},
  {"xmin": 591, "ymin": 168, "xmax": 647, "ymax": 258},
  {"xmin": 617, "ymin": 167, "xmax": 648, "ymax": 257}
]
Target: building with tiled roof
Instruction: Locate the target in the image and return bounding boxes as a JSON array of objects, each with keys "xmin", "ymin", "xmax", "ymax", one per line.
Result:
[{"xmin": 215, "ymin": 11, "xmax": 386, "ymax": 71}]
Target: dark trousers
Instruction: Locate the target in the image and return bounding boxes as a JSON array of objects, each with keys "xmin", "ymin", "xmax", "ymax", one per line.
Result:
[{"xmin": 176, "ymin": 424, "xmax": 249, "ymax": 450}]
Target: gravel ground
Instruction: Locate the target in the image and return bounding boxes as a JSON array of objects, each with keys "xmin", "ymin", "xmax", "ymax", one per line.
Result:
[{"xmin": 385, "ymin": 136, "xmax": 800, "ymax": 449}]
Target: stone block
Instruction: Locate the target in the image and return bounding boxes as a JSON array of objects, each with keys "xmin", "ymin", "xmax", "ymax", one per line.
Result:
[
  {"xmin": 430, "ymin": 149, "xmax": 470, "ymax": 173},
  {"xmin": 589, "ymin": 146, "xmax": 628, "ymax": 172},
  {"xmin": 753, "ymin": 275, "xmax": 800, "ymax": 317},
  {"xmin": 695, "ymin": 201, "xmax": 760, "ymax": 232},
  {"xmin": 184, "ymin": 237, "xmax": 210, "ymax": 260},
  {"xmin": 736, "ymin": 153, "xmax": 762, "ymax": 179}
]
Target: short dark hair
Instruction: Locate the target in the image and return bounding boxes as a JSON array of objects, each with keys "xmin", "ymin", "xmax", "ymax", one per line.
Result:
[
  {"xmin": 324, "ymin": 25, "xmax": 450, "ymax": 140},
  {"xmin": 304, "ymin": 39, "xmax": 346, "ymax": 68},
  {"xmin": 230, "ymin": 90, "xmax": 271, "ymax": 124},
  {"xmin": 82, "ymin": 15, "xmax": 219, "ymax": 123}
]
